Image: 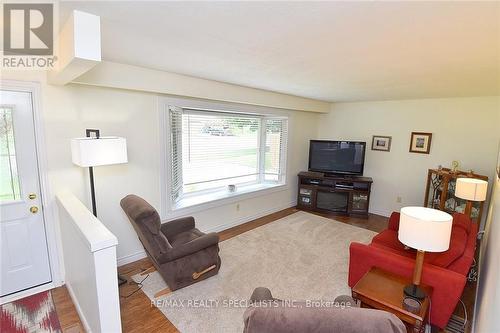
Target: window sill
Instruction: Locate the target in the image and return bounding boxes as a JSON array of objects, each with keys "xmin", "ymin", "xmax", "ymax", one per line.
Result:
[{"xmin": 168, "ymin": 183, "xmax": 288, "ymax": 217}]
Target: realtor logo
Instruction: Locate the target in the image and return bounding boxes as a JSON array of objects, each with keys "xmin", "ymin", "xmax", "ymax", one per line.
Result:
[{"xmin": 3, "ymin": 3, "xmax": 53, "ymax": 56}]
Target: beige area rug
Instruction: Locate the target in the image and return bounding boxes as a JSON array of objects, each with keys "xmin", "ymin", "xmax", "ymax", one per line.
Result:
[{"xmin": 133, "ymin": 211, "xmax": 376, "ymax": 333}]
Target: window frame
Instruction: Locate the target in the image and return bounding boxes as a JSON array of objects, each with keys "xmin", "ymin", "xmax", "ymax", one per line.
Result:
[{"xmin": 159, "ymin": 97, "xmax": 289, "ymax": 218}]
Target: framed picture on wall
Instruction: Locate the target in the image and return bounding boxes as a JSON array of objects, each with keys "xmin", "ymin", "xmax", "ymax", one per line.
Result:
[
  {"xmin": 371, "ymin": 135, "xmax": 392, "ymax": 152},
  {"xmin": 409, "ymin": 132, "xmax": 432, "ymax": 154}
]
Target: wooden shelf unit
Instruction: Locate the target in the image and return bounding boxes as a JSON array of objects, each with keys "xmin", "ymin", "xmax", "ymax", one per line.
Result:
[
  {"xmin": 424, "ymin": 168, "xmax": 488, "ymax": 222},
  {"xmin": 297, "ymin": 171, "xmax": 373, "ymax": 218}
]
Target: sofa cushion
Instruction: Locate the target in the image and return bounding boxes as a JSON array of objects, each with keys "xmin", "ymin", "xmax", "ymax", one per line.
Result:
[
  {"xmin": 386, "ymin": 211, "xmax": 472, "ymax": 234},
  {"xmin": 121, "ymin": 194, "xmax": 162, "ymax": 235},
  {"xmin": 170, "ymin": 228, "xmax": 204, "ymax": 248},
  {"xmin": 388, "ymin": 212, "xmax": 401, "ymax": 231},
  {"xmin": 371, "ymin": 230, "xmax": 407, "ymax": 252},
  {"xmin": 452, "ymin": 213, "xmax": 471, "ymax": 234},
  {"xmin": 371, "ymin": 225, "xmax": 468, "ymax": 269},
  {"xmin": 243, "ymin": 302, "xmax": 406, "ymax": 333},
  {"xmin": 427, "ymin": 226, "xmax": 468, "ymax": 268}
]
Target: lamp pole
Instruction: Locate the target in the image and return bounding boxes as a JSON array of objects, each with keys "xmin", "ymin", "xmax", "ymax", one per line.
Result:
[{"xmin": 86, "ymin": 129, "xmax": 100, "ymax": 217}]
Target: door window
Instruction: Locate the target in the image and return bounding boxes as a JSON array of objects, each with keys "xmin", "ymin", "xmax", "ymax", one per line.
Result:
[{"xmin": 0, "ymin": 107, "xmax": 21, "ymax": 201}]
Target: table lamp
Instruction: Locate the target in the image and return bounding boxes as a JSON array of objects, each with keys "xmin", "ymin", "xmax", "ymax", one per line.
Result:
[
  {"xmin": 455, "ymin": 178, "xmax": 488, "ymax": 218},
  {"xmin": 398, "ymin": 207, "xmax": 453, "ymax": 300},
  {"xmin": 71, "ymin": 129, "xmax": 127, "ymax": 216}
]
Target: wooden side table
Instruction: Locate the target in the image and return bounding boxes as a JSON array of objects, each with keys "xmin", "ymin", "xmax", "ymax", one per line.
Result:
[{"xmin": 351, "ymin": 268, "xmax": 433, "ymax": 333}]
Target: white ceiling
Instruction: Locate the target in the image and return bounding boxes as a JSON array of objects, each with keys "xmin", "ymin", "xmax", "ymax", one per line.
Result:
[{"xmin": 60, "ymin": 1, "xmax": 500, "ymax": 102}]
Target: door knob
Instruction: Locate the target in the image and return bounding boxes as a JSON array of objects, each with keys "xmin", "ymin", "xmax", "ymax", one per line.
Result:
[
  {"xmin": 28, "ymin": 193, "xmax": 37, "ymax": 200},
  {"xmin": 30, "ymin": 206, "xmax": 39, "ymax": 214}
]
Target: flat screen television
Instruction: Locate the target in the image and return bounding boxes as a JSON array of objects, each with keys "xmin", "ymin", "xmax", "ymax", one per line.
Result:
[{"xmin": 308, "ymin": 140, "xmax": 366, "ymax": 176}]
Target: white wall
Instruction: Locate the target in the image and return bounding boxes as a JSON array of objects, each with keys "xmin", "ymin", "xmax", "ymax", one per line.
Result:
[
  {"xmin": 317, "ymin": 97, "xmax": 500, "ymax": 223},
  {"xmin": 2, "ymin": 71, "xmax": 319, "ymax": 264},
  {"xmin": 473, "ymin": 146, "xmax": 500, "ymax": 332},
  {"xmin": 74, "ymin": 61, "xmax": 331, "ymax": 113}
]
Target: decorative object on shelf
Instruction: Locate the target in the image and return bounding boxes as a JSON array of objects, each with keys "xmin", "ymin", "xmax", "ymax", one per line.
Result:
[
  {"xmin": 371, "ymin": 135, "xmax": 392, "ymax": 152},
  {"xmin": 424, "ymin": 168, "xmax": 488, "ymax": 222},
  {"xmin": 451, "ymin": 160, "xmax": 459, "ymax": 173},
  {"xmin": 403, "ymin": 296, "xmax": 422, "ymax": 314},
  {"xmin": 398, "ymin": 206, "xmax": 452, "ymax": 300},
  {"xmin": 409, "ymin": 132, "xmax": 432, "ymax": 154},
  {"xmin": 228, "ymin": 184, "xmax": 236, "ymax": 192},
  {"xmin": 71, "ymin": 129, "xmax": 128, "ymax": 285},
  {"xmin": 455, "ymin": 178, "xmax": 488, "ymax": 218}
]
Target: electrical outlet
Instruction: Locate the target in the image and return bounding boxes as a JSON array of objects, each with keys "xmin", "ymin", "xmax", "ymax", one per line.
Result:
[
  {"xmin": 396, "ymin": 196, "xmax": 402, "ymax": 203},
  {"xmin": 236, "ymin": 203, "xmax": 240, "ymax": 211}
]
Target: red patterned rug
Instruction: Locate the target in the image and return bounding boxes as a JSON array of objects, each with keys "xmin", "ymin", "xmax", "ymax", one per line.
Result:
[{"xmin": 0, "ymin": 290, "xmax": 61, "ymax": 333}]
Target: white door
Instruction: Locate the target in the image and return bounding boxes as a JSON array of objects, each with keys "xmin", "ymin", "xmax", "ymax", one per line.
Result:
[{"xmin": 0, "ymin": 89, "xmax": 51, "ymax": 297}]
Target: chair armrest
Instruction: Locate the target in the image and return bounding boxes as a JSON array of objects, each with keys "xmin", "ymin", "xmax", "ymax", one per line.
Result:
[
  {"xmin": 388, "ymin": 212, "xmax": 400, "ymax": 231},
  {"xmin": 349, "ymin": 242, "xmax": 466, "ymax": 329},
  {"xmin": 157, "ymin": 232, "xmax": 219, "ymax": 263},
  {"xmin": 160, "ymin": 216, "xmax": 195, "ymax": 238}
]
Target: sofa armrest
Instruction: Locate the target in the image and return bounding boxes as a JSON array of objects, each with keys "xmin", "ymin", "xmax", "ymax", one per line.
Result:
[
  {"xmin": 349, "ymin": 242, "xmax": 466, "ymax": 329},
  {"xmin": 157, "ymin": 232, "xmax": 219, "ymax": 263},
  {"xmin": 388, "ymin": 212, "xmax": 400, "ymax": 231},
  {"xmin": 160, "ymin": 216, "xmax": 196, "ymax": 238}
]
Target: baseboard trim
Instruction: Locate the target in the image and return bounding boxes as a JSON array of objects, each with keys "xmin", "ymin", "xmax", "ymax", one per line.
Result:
[
  {"xmin": 368, "ymin": 208, "xmax": 391, "ymax": 218},
  {"xmin": 117, "ymin": 250, "xmax": 148, "ymax": 267},
  {"xmin": 116, "ymin": 200, "xmax": 296, "ymax": 266},
  {"xmin": 65, "ymin": 282, "xmax": 91, "ymax": 333},
  {"xmin": 204, "ymin": 200, "xmax": 296, "ymax": 233}
]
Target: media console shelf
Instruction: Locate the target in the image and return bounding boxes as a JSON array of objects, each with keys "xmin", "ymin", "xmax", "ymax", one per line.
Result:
[{"xmin": 297, "ymin": 171, "xmax": 373, "ymax": 218}]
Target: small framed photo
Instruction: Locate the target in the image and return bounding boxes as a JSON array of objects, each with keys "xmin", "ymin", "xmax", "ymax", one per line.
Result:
[
  {"xmin": 371, "ymin": 135, "xmax": 392, "ymax": 152},
  {"xmin": 409, "ymin": 132, "xmax": 432, "ymax": 154}
]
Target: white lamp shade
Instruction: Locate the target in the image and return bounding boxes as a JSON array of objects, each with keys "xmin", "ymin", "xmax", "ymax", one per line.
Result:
[
  {"xmin": 398, "ymin": 207, "xmax": 453, "ymax": 252},
  {"xmin": 455, "ymin": 178, "xmax": 488, "ymax": 202},
  {"xmin": 71, "ymin": 137, "xmax": 128, "ymax": 167}
]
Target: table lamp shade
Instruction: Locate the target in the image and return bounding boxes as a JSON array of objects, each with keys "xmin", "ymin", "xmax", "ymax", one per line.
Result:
[
  {"xmin": 71, "ymin": 137, "xmax": 127, "ymax": 167},
  {"xmin": 398, "ymin": 207, "xmax": 453, "ymax": 252},
  {"xmin": 455, "ymin": 178, "xmax": 488, "ymax": 202}
]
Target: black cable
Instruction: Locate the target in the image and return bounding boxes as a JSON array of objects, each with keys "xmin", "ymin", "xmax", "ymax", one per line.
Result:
[{"xmin": 120, "ymin": 273, "xmax": 150, "ymax": 299}]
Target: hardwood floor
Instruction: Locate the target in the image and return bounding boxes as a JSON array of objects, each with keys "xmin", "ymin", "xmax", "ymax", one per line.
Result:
[
  {"xmin": 50, "ymin": 208, "xmax": 476, "ymax": 333},
  {"xmin": 51, "ymin": 286, "xmax": 86, "ymax": 332}
]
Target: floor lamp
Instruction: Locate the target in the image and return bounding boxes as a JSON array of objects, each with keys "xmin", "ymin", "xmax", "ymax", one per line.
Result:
[
  {"xmin": 398, "ymin": 207, "xmax": 453, "ymax": 300},
  {"xmin": 71, "ymin": 129, "xmax": 128, "ymax": 286},
  {"xmin": 455, "ymin": 178, "xmax": 488, "ymax": 218}
]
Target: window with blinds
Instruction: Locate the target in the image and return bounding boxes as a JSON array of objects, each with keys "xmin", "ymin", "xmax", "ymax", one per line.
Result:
[{"xmin": 168, "ymin": 107, "xmax": 287, "ymax": 204}]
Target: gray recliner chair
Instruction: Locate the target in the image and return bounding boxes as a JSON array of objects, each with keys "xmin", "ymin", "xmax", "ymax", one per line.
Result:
[
  {"xmin": 120, "ymin": 194, "xmax": 221, "ymax": 291},
  {"xmin": 244, "ymin": 287, "xmax": 406, "ymax": 333}
]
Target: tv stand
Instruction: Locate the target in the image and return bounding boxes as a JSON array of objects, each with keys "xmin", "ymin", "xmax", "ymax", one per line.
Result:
[{"xmin": 297, "ymin": 171, "xmax": 373, "ymax": 218}]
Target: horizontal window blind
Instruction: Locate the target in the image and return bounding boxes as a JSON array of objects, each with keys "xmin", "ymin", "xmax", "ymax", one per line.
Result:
[
  {"xmin": 169, "ymin": 107, "xmax": 183, "ymax": 202},
  {"xmin": 264, "ymin": 118, "xmax": 288, "ymax": 182},
  {"xmin": 168, "ymin": 107, "xmax": 288, "ymax": 204}
]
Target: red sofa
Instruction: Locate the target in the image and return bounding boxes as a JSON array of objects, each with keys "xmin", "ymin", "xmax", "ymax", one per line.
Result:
[{"xmin": 349, "ymin": 212, "xmax": 477, "ymax": 329}]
